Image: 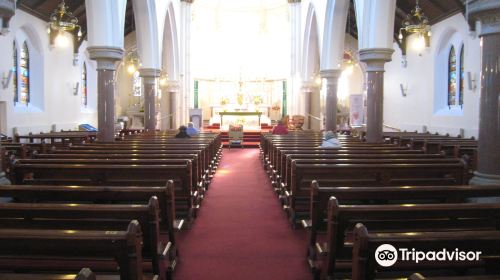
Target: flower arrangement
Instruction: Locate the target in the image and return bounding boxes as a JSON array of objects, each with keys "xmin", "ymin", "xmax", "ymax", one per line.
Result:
[
  {"xmin": 220, "ymin": 96, "xmax": 229, "ymax": 106},
  {"xmin": 271, "ymin": 102, "xmax": 281, "ymax": 111},
  {"xmin": 253, "ymin": 95, "xmax": 263, "ymax": 106}
]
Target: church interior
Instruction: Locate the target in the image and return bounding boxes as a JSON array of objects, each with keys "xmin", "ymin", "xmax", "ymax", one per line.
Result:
[{"xmin": 0, "ymin": 0, "xmax": 499, "ymax": 279}]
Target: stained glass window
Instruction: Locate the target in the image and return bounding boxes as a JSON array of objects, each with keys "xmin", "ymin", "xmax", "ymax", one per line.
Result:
[
  {"xmin": 459, "ymin": 45, "xmax": 464, "ymax": 106},
  {"xmin": 13, "ymin": 41, "xmax": 18, "ymax": 102},
  {"xmin": 19, "ymin": 42, "xmax": 30, "ymax": 105},
  {"xmin": 447, "ymin": 46, "xmax": 456, "ymax": 107},
  {"xmin": 82, "ymin": 63, "xmax": 87, "ymax": 107}
]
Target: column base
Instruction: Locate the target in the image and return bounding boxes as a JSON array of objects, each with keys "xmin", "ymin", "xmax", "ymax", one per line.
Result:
[
  {"xmin": 470, "ymin": 171, "xmax": 500, "ymax": 185},
  {"xmin": 0, "ymin": 172, "xmax": 11, "ymax": 185}
]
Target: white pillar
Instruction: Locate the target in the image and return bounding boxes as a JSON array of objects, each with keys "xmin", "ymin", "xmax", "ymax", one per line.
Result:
[
  {"xmin": 289, "ymin": 0, "xmax": 302, "ymax": 117},
  {"xmin": 180, "ymin": 0, "xmax": 193, "ymax": 125}
]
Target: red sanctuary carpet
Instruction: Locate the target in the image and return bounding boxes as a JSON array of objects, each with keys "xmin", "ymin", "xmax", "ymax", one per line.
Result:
[{"xmin": 174, "ymin": 148, "xmax": 310, "ymax": 280}]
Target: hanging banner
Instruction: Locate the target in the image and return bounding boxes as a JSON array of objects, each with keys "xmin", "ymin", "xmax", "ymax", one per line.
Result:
[{"xmin": 349, "ymin": 94, "xmax": 364, "ymax": 126}]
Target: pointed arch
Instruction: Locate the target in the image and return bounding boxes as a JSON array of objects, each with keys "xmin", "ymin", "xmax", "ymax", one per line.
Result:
[
  {"xmin": 162, "ymin": 2, "xmax": 179, "ymax": 79},
  {"xmin": 302, "ymin": 4, "xmax": 320, "ymax": 81}
]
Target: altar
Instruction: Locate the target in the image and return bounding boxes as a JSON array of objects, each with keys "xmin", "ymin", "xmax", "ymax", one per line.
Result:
[{"xmin": 219, "ymin": 111, "xmax": 262, "ymax": 126}]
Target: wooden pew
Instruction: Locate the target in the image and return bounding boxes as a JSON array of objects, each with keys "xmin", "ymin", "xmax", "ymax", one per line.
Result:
[
  {"xmin": 0, "ymin": 220, "xmax": 148, "ymax": 280},
  {"xmin": 49, "ymin": 149, "xmax": 210, "ymax": 187},
  {"xmin": 0, "ymin": 197, "xmax": 173, "ymax": 280},
  {"xmin": 352, "ymin": 223, "xmax": 500, "ymax": 280},
  {"xmin": 409, "ymin": 273, "xmax": 500, "ymax": 279},
  {"xmin": 0, "ymin": 268, "xmax": 135, "ymax": 280},
  {"xmin": 305, "ymin": 182, "xmax": 500, "ymax": 275},
  {"xmin": 0, "ymin": 181, "xmax": 183, "ymax": 234},
  {"xmin": 275, "ymin": 153, "xmax": 444, "ymax": 196},
  {"xmin": 318, "ymin": 198, "xmax": 500, "ymax": 280},
  {"xmin": 35, "ymin": 152, "xmax": 208, "ymax": 192},
  {"xmin": 11, "ymin": 162, "xmax": 197, "ymax": 225},
  {"xmin": 286, "ymin": 161, "xmax": 467, "ymax": 225}
]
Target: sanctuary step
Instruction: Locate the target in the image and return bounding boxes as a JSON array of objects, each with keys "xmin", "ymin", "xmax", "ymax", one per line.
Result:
[{"xmin": 220, "ymin": 131, "xmax": 262, "ymax": 148}]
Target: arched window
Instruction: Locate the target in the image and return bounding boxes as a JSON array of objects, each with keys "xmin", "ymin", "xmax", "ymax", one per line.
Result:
[
  {"xmin": 459, "ymin": 44, "xmax": 464, "ymax": 106},
  {"xmin": 19, "ymin": 41, "xmax": 30, "ymax": 105},
  {"xmin": 82, "ymin": 63, "xmax": 87, "ymax": 107},
  {"xmin": 447, "ymin": 46, "xmax": 456, "ymax": 107},
  {"xmin": 13, "ymin": 41, "xmax": 18, "ymax": 101}
]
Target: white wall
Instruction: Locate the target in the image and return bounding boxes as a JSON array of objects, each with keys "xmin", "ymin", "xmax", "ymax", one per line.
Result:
[
  {"xmin": 0, "ymin": 10, "xmax": 97, "ymax": 136},
  {"xmin": 384, "ymin": 13, "xmax": 480, "ymax": 138}
]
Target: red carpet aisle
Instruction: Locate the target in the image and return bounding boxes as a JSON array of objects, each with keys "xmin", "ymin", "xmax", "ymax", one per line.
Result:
[{"xmin": 174, "ymin": 148, "xmax": 310, "ymax": 280}]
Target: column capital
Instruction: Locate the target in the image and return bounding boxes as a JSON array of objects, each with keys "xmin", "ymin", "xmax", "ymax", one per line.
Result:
[
  {"xmin": 181, "ymin": 0, "xmax": 194, "ymax": 3},
  {"xmin": 358, "ymin": 48, "xmax": 394, "ymax": 72},
  {"xmin": 320, "ymin": 69, "xmax": 342, "ymax": 80},
  {"xmin": 466, "ymin": 0, "xmax": 500, "ymax": 36},
  {"xmin": 87, "ymin": 46, "xmax": 124, "ymax": 70},
  {"xmin": 166, "ymin": 80, "xmax": 181, "ymax": 93},
  {"xmin": 139, "ymin": 68, "xmax": 161, "ymax": 85},
  {"xmin": 301, "ymin": 80, "xmax": 320, "ymax": 92},
  {"xmin": 288, "ymin": 0, "xmax": 301, "ymax": 3}
]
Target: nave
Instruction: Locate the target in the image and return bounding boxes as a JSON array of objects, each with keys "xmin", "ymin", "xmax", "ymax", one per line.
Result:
[{"xmin": 175, "ymin": 148, "xmax": 310, "ymax": 279}]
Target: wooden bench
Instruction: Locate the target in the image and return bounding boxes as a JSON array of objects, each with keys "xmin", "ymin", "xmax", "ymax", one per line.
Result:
[
  {"xmin": 0, "ymin": 180, "xmax": 183, "ymax": 234},
  {"xmin": 0, "ymin": 267, "xmax": 126, "ymax": 280},
  {"xmin": 287, "ymin": 161, "xmax": 467, "ymax": 225},
  {"xmin": 0, "ymin": 197, "xmax": 173, "ymax": 280},
  {"xmin": 278, "ymin": 155, "xmax": 453, "ymax": 197},
  {"xmin": 318, "ymin": 198, "xmax": 500, "ymax": 279},
  {"xmin": 0, "ymin": 220, "xmax": 150, "ymax": 280},
  {"xmin": 409, "ymin": 273, "xmax": 500, "ymax": 279},
  {"xmin": 50, "ymin": 149, "xmax": 211, "ymax": 186},
  {"xmin": 11, "ymin": 162, "xmax": 197, "ymax": 225},
  {"xmin": 352, "ymin": 223, "xmax": 500, "ymax": 280},
  {"xmin": 305, "ymin": 182, "xmax": 500, "ymax": 276}
]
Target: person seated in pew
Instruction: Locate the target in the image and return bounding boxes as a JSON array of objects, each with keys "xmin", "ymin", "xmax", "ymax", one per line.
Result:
[
  {"xmin": 186, "ymin": 122, "xmax": 199, "ymax": 136},
  {"xmin": 320, "ymin": 131, "xmax": 342, "ymax": 148},
  {"xmin": 175, "ymin": 125, "xmax": 191, "ymax": 138},
  {"xmin": 272, "ymin": 120, "xmax": 289, "ymax": 135}
]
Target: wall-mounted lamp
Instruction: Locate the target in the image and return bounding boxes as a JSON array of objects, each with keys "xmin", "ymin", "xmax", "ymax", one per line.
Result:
[
  {"xmin": 467, "ymin": 71, "xmax": 477, "ymax": 91},
  {"xmin": 400, "ymin": 83, "xmax": 408, "ymax": 97},
  {"xmin": 1, "ymin": 68, "xmax": 14, "ymax": 89},
  {"xmin": 73, "ymin": 82, "xmax": 79, "ymax": 96}
]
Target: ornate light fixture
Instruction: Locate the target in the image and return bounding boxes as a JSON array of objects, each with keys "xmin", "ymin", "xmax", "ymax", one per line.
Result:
[
  {"xmin": 125, "ymin": 50, "xmax": 140, "ymax": 74},
  {"xmin": 50, "ymin": 0, "xmax": 80, "ymax": 34},
  {"xmin": 48, "ymin": 0, "xmax": 82, "ymax": 50},
  {"xmin": 398, "ymin": 0, "xmax": 431, "ymax": 56}
]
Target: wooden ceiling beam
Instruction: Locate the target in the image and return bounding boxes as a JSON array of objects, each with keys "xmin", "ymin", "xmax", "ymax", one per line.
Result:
[
  {"xmin": 426, "ymin": 0, "xmax": 447, "ymax": 13},
  {"xmin": 18, "ymin": 2, "xmax": 50, "ymax": 21}
]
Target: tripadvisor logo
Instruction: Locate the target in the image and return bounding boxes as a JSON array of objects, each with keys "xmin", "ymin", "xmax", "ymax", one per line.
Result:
[
  {"xmin": 374, "ymin": 244, "xmax": 482, "ymax": 267},
  {"xmin": 375, "ymin": 244, "xmax": 398, "ymax": 267}
]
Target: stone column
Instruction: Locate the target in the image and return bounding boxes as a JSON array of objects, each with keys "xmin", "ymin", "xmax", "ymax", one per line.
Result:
[
  {"xmin": 88, "ymin": 46, "xmax": 124, "ymax": 142},
  {"xmin": 468, "ymin": 1, "xmax": 500, "ymax": 185},
  {"xmin": 358, "ymin": 48, "xmax": 394, "ymax": 143},
  {"xmin": 289, "ymin": 0, "xmax": 301, "ymax": 116},
  {"xmin": 167, "ymin": 81, "xmax": 180, "ymax": 130},
  {"xmin": 321, "ymin": 69, "xmax": 341, "ymax": 131},
  {"xmin": 139, "ymin": 68, "xmax": 161, "ymax": 131},
  {"xmin": 300, "ymin": 83, "xmax": 313, "ymax": 129}
]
